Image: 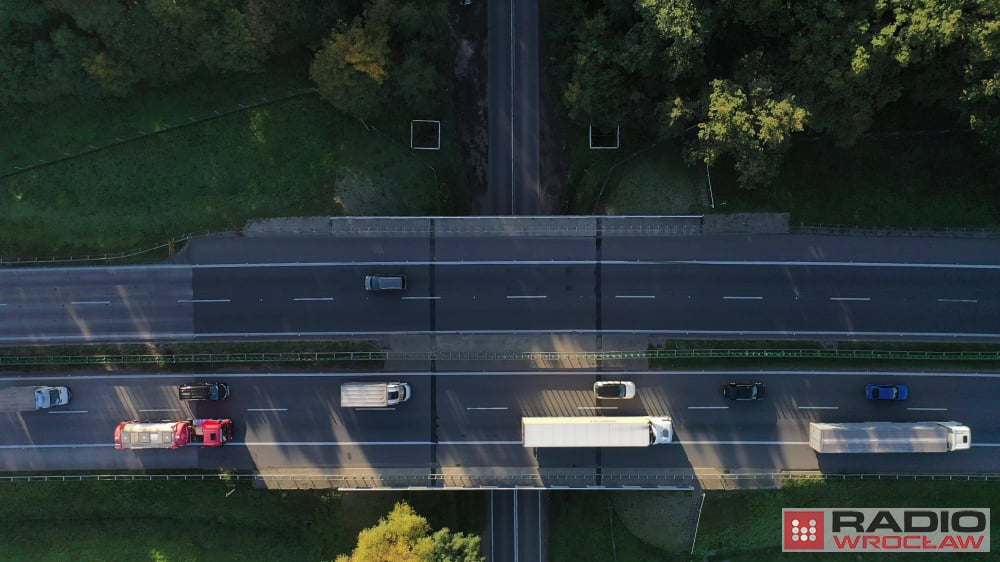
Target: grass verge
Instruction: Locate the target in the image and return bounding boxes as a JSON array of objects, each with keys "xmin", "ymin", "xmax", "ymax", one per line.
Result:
[
  {"xmin": 0, "ymin": 340, "xmax": 385, "ymax": 372},
  {"xmin": 0, "ymin": 477, "xmax": 486, "ymax": 562},
  {"xmin": 600, "ymin": 144, "xmax": 701, "ymax": 215},
  {"xmin": 610, "ymin": 491, "xmax": 693, "ymax": 552},
  {"xmin": 646, "ymin": 340, "xmax": 1000, "ymax": 372},
  {"xmin": 0, "ymin": 64, "xmax": 461, "ymax": 259},
  {"xmin": 710, "ymin": 133, "xmax": 1000, "ymax": 229},
  {"xmin": 694, "ymin": 478, "xmax": 1000, "ymax": 561},
  {"xmin": 549, "ymin": 491, "xmax": 674, "ymax": 561}
]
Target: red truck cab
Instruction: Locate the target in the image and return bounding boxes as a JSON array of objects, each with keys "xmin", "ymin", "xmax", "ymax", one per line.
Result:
[{"xmin": 193, "ymin": 418, "xmax": 233, "ymax": 447}]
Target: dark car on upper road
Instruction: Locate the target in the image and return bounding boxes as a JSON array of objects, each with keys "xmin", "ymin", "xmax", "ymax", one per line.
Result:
[
  {"xmin": 594, "ymin": 381, "xmax": 637, "ymax": 399},
  {"xmin": 866, "ymin": 383, "xmax": 908, "ymax": 401},
  {"xmin": 364, "ymin": 275, "xmax": 407, "ymax": 292},
  {"xmin": 724, "ymin": 382, "xmax": 765, "ymax": 401}
]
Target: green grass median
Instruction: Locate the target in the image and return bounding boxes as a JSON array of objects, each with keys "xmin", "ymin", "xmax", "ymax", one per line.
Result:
[
  {"xmin": 694, "ymin": 479, "xmax": 1000, "ymax": 561},
  {"xmin": 0, "ymin": 477, "xmax": 485, "ymax": 562}
]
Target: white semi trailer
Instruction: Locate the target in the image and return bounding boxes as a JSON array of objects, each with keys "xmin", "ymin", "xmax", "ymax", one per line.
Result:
[
  {"xmin": 521, "ymin": 416, "xmax": 673, "ymax": 448},
  {"xmin": 808, "ymin": 421, "xmax": 971, "ymax": 453}
]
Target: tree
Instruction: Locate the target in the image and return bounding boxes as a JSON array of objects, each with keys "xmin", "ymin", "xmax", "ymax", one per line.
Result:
[
  {"xmin": 688, "ymin": 78, "xmax": 809, "ymax": 188},
  {"xmin": 389, "ymin": 2, "xmax": 449, "ymax": 114},
  {"xmin": 564, "ymin": 13, "xmax": 642, "ymax": 128},
  {"xmin": 197, "ymin": 7, "xmax": 260, "ymax": 73},
  {"xmin": 429, "ymin": 527, "xmax": 484, "ymax": 562},
  {"xmin": 634, "ymin": 0, "xmax": 710, "ymax": 80},
  {"xmin": 395, "ymin": 53, "xmax": 445, "ymax": 115},
  {"xmin": 145, "ymin": 0, "xmax": 260, "ymax": 73},
  {"xmin": 310, "ymin": 20, "xmax": 391, "ymax": 120},
  {"xmin": 335, "ymin": 501, "xmax": 484, "ymax": 562},
  {"xmin": 960, "ymin": 3, "xmax": 1000, "ymax": 144},
  {"xmin": 83, "ymin": 52, "xmax": 139, "ymax": 97}
]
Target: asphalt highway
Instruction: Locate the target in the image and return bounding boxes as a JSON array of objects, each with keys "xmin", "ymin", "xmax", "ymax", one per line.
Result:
[
  {"xmin": 2, "ymin": 234, "xmax": 1000, "ymax": 342},
  {"xmin": 1, "ymin": 370, "xmax": 997, "ymax": 474}
]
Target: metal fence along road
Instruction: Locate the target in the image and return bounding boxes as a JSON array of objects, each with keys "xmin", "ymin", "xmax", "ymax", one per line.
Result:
[
  {"xmin": 2, "ymin": 471, "xmax": 997, "ymax": 489},
  {"xmin": 1, "ymin": 348, "xmax": 998, "ymax": 367}
]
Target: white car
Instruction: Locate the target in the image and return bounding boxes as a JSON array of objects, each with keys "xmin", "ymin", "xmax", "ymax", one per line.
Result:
[{"xmin": 593, "ymin": 381, "xmax": 636, "ymax": 399}]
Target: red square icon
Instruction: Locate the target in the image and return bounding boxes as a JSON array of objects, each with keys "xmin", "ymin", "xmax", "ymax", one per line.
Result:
[{"xmin": 783, "ymin": 510, "xmax": 825, "ymax": 551}]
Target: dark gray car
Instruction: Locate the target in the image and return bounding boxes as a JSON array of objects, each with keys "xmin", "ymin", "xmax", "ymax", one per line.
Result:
[
  {"xmin": 178, "ymin": 382, "xmax": 230, "ymax": 401},
  {"xmin": 364, "ymin": 275, "xmax": 407, "ymax": 292}
]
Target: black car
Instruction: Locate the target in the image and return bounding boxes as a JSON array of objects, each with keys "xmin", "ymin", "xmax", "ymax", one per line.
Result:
[
  {"xmin": 593, "ymin": 381, "xmax": 637, "ymax": 399},
  {"xmin": 178, "ymin": 382, "xmax": 230, "ymax": 401},
  {"xmin": 724, "ymin": 382, "xmax": 765, "ymax": 401}
]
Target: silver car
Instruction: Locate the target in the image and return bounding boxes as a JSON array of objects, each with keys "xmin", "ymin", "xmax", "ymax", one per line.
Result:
[{"xmin": 594, "ymin": 381, "xmax": 637, "ymax": 399}]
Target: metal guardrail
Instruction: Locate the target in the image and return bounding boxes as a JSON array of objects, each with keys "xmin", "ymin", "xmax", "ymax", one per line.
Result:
[
  {"xmin": 791, "ymin": 225, "xmax": 1000, "ymax": 238},
  {"xmin": 0, "ymin": 234, "xmax": 197, "ymax": 266},
  {"xmin": 1, "ymin": 471, "xmax": 998, "ymax": 485},
  {"xmin": 1, "ymin": 348, "xmax": 998, "ymax": 367},
  {"xmin": 6, "ymin": 216, "xmax": 1000, "ymax": 265}
]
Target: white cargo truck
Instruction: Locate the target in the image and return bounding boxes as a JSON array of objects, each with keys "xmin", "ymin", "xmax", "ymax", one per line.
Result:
[
  {"xmin": 521, "ymin": 416, "xmax": 673, "ymax": 448},
  {"xmin": 808, "ymin": 421, "xmax": 971, "ymax": 453},
  {"xmin": 0, "ymin": 386, "xmax": 71, "ymax": 412},
  {"xmin": 340, "ymin": 382, "xmax": 411, "ymax": 408}
]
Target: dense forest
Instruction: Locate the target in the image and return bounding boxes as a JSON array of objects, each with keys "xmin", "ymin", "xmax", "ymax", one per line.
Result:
[
  {"xmin": 549, "ymin": 0, "xmax": 1000, "ymax": 187},
  {"xmin": 4, "ymin": 1, "xmax": 998, "ymax": 192},
  {"xmin": 0, "ymin": 0, "xmax": 451, "ymax": 120}
]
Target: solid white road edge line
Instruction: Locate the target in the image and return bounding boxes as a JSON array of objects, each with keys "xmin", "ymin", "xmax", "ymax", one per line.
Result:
[
  {"xmin": 3, "ymin": 441, "xmax": 999, "ymax": 449},
  {"xmin": 18, "ymin": 258, "xmax": 1000, "ymax": 272},
  {"xmin": 6, "ymin": 369, "xmax": 1000, "ymax": 381}
]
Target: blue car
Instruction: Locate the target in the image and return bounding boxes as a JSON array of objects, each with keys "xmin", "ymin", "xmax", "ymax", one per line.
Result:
[{"xmin": 866, "ymin": 384, "xmax": 908, "ymax": 401}]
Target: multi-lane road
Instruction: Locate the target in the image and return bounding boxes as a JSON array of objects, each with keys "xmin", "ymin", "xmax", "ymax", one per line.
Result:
[
  {"xmin": 2, "ymin": 234, "xmax": 1000, "ymax": 343},
  {"xmin": 2, "ymin": 369, "xmax": 997, "ymax": 474},
  {"xmin": 2, "ymin": 231, "xmax": 999, "ymax": 477}
]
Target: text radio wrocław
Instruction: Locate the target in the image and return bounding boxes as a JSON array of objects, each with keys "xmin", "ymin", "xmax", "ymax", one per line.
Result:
[{"xmin": 782, "ymin": 508, "xmax": 990, "ymax": 553}]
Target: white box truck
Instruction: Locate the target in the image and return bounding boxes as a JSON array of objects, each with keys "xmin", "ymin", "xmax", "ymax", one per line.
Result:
[
  {"xmin": 809, "ymin": 421, "xmax": 971, "ymax": 453},
  {"xmin": 522, "ymin": 416, "xmax": 673, "ymax": 448},
  {"xmin": 0, "ymin": 386, "xmax": 71, "ymax": 411},
  {"xmin": 340, "ymin": 382, "xmax": 411, "ymax": 408}
]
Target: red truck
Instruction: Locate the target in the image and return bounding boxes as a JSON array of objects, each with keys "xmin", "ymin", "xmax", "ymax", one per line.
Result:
[{"xmin": 114, "ymin": 419, "xmax": 233, "ymax": 450}]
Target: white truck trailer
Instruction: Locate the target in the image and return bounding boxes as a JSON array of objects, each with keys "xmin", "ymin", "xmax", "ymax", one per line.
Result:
[
  {"xmin": 0, "ymin": 386, "xmax": 71, "ymax": 411},
  {"xmin": 522, "ymin": 416, "xmax": 673, "ymax": 448},
  {"xmin": 808, "ymin": 421, "xmax": 971, "ymax": 453},
  {"xmin": 340, "ymin": 382, "xmax": 411, "ymax": 408}
]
